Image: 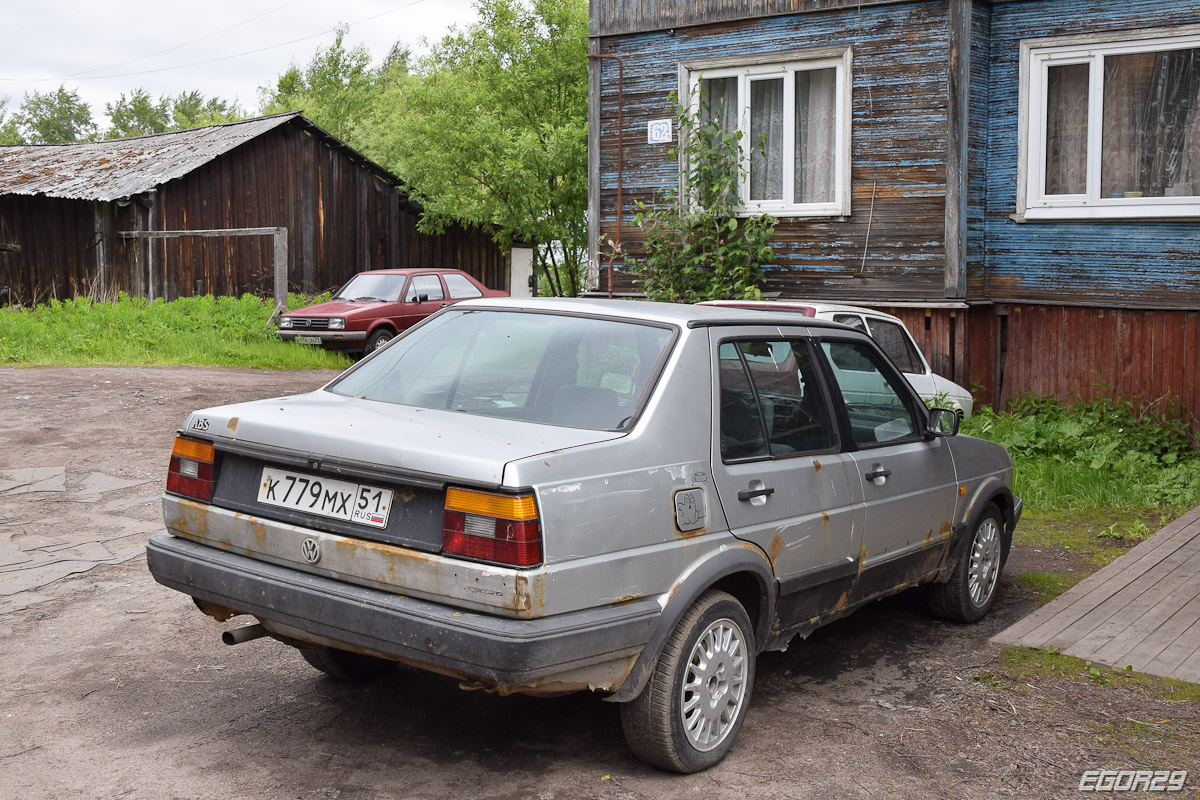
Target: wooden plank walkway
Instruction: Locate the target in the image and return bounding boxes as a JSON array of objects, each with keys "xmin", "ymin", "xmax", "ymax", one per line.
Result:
[{"xmin": 992, "ymin": 504, "xmax": 1200, "ymax": 684}]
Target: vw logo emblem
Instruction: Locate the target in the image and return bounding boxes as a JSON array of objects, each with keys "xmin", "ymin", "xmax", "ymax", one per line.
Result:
[{"xmin": 301, "ymin": 538, "xmax": 321, "ymax": 564}]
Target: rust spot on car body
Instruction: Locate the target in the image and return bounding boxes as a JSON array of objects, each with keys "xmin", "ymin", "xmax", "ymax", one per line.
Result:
[
  {"xmin": 226, "ymin": 417, "xmax": 239, "ymax": 434},
  {"xmin": 768, "ymin": 534, "xmax": 785, "ymax": 565},
  {"xmin": 612, "ymin": 594, "xmax": 642, "ymax": 605},
  {"xmin": 821, "ymin": 511, "xmax": 830, "ymax": 527},
  {"xmin": 939, "ymin": 520, "xmax": 954, "ymax": 538},
  {"xmin": 923, "ymin": 529, "xmax": 934, "ymax": 546},
  {"xmin": 193, "ymin": 598, "xmax": 238, "ymax": 621},
  {"xmin": 512, "ymin": 574, "xmax": 545, "ymax": 616},
  {"xmin": 812, "ymin": 459, "xmax": 822, "ymax": 473},
  {"xmin": 173, "ymin": 499, "xmax": 210, "ymax": 537},
  {"xmin": 857, "ymin": 546, "xmax": 867, "ymax": 575},
  {"xmin": 248, "ymin": 518, "xmax": 267, "ymax": 547},
  {"xmin": 834, "ymin": 590, "xmax": 850, "ymax": 611}
]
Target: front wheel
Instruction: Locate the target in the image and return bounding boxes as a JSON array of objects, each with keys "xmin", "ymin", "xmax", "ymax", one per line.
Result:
[
  {"xmin": 364, "ymin": 328, "xmax": 394, "ymax": 353},
  {"xmin": 620, "ymin": 590, "xmax": 755, "ymax": 773},
  {"xmin": 929, "ymin": 506, "xmax": 1006, "ymax": 622}
]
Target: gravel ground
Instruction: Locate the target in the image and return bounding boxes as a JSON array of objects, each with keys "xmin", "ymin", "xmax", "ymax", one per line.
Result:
[{"xmin": 0, "ymin": 366, "xmax": 1196, "ymax": 800}]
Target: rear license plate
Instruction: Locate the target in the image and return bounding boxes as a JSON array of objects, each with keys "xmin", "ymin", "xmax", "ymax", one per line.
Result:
[
  {"xmin": 296, "ymin": 335, "xmax": 322, "ymax": 345},
  {"xmin": 257, "ymin": 467, "xmax": 392, "ymax": 528}
]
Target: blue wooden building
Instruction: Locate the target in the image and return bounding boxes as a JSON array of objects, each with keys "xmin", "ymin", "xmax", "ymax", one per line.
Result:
[{"xmin": 588, "ymin": 0, "xmax": 1200, "ymax": 416}]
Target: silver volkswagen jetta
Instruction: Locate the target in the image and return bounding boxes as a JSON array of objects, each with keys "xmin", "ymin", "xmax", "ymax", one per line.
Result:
[{"xmin": 148, "ymin": 298, "xmax": 1020, "ymax": 773}]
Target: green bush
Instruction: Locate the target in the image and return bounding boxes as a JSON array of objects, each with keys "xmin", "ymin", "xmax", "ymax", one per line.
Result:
[
  {"xmin": 0, "ymin": 293, "xmax": 351, "ymax": 370},
  {"xmin": 962, "ymin": 394, "xmax": 1200, "ymax": 513},
  {"xmin": 628, "ymin": 91, "xmax": 774, "ymax": 303}
]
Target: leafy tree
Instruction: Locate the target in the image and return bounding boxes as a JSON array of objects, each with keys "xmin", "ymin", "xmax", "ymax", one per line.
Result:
[
  {"xmin": 105, "ymin": 89, "xmax": 171, "ymax": 138},
  {"xmin": 0, "ymin": 97, "xmax": 22, "ymax": 145},
  {"xmin": 13, "ymin": 85, "xmax": 96, "ymax": 144},
  {"xmin": 259, "ymin": 25, "xmax": 382, "ymax": 146},
  {"xmin": 378, "ymin": 0, "xmax": 588, "ymax": 297},
  {"xmin": 629, "ymin": 96, "xmax": 774, "ymax": 303},
  {"xmin": 168, "ymin": 91, "xmax": 243, "ymax": 130}
]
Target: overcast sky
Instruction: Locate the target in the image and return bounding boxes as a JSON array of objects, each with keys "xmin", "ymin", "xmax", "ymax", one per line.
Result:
[{"xmin": 0, "ymin": 0, "xmax": 479, "ymax": 127}]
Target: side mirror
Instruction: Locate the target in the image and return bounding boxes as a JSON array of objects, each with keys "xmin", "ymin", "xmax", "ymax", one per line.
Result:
[
  {"xmin": 926, "ymin": 407, "xmax": 960, "ymax": 438},
  {"xmin": 418, "ymin": 293, "xmax": 430, "ymax": 303}
]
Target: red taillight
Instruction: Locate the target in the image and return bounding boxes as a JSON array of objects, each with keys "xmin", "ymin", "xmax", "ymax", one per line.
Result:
[
  {"xmin": 442, "ymin": 488, "xmax": 541, "ymax": 567},
  {"xmin": 166, "ymin": 436, "xmax": 216, "ymax": 501}
]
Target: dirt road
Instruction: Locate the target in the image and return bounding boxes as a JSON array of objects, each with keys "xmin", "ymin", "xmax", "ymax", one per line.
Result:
[{"xmin": 0, "ymin": 366, "xmax": 1193, "ymax": 799}]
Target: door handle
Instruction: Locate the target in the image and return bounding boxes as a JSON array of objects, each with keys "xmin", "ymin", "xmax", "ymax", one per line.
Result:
[
  {"xmin": 864, "ymin": 468, "xmax": 892, "ymax": 481},
  {"xmin": 737, "ymin": 486, "xmax": 775, "ymax": 502}
]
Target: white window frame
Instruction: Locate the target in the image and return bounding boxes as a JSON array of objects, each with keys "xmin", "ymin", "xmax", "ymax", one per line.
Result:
[
  {"xmin": 681, "ymin": 48, "xmax": 853, "ymax": 218},
  {"xmin": 1019, "ymin": 26, "xmax": 1200, "ymax": 220}
]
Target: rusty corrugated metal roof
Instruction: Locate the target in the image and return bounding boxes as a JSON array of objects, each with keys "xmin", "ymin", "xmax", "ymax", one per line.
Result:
[{"xmin": 0, "ymin": 112, "xmax": 398, "ymax": 202}]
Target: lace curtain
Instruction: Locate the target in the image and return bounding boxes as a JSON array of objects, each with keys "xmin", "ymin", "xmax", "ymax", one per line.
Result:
[
  {"xmin": 1045, "ymin": 48, "xmax": 1200, "ymax": 197},
  {"xmin": 703, "ymin": 68, "xmax": 837, "ymax": 205}
]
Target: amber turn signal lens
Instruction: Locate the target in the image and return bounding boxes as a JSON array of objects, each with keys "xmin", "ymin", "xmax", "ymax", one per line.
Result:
[
  {"xmin": 444, "ymin": 487, "xmax": 537, "ymax": 520},
  {"xmin": 172, "ymin": 436, "xmax": 215, "ymax": 463}
]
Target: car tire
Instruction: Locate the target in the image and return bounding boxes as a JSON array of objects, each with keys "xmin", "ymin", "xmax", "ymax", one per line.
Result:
[
  {"xmin": 365, "ymin": 328, "xmax": 394, "ymax": 353},
  {"xmin": 929, "ymin": 505, "xmax": 1006, "ymax": 623},
  {"xmin": 299, "ymin": 645, "xmax": 396, "ymax": 681},
  {"xmin": 620, "ymin": 590, "xmax": 755, "ymax": 773}
]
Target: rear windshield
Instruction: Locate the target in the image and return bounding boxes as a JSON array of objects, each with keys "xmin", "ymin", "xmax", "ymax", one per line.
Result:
[{"xmin": 328, "ymin": 309, "xmax": 676, "ymax": 430}]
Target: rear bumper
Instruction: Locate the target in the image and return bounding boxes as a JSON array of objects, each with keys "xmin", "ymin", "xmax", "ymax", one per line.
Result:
[{"xmin": 146, "ymin": 534, "xmax": 659, "ymax": 688}]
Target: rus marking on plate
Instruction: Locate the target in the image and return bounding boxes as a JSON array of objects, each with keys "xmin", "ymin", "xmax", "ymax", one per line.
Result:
[{"xmin": 301, "ymin": 538, "xmax": 321, "ymax": 564}]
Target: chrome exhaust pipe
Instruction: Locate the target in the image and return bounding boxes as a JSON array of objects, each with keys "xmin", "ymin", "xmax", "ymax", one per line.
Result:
[{"xmin": 222, "ymin": 623, "xmax": 267, "ymax": 645}]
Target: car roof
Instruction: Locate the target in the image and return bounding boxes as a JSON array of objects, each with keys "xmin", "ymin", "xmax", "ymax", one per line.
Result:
[
  {"xmin": 699, "ymin": 299, "xmax": 905, "ymax": 324},
  {"xmin": 452, "ymin": 297, "xmax": 850, "ymax": 330},
  {"xmin": 347, "ymin": 268, "xmax": 467, "ymax": 276}
]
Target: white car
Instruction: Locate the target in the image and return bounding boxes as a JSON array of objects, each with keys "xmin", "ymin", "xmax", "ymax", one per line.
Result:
[{"xmin": 700, "ymin": 300, "xmax": 973, "ymax": 416}]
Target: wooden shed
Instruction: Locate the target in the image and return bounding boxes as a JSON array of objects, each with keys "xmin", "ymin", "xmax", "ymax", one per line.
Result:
[
  {"xmin": 0, "ymin": 112, "xmax": 509, "ymax": 304},
  {"xmin": 589, "ymin": 0, "xmax": 1200, "ymax": 418}
]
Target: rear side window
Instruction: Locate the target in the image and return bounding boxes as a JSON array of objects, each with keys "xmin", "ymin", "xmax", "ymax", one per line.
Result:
[
  {"xmin": 866, "ymin": 319, "xmax": 923, "ymax": 374},
  {"xmin": 443, "ymin": 273, "xmax": 484, "ymax": 299},
  {"xmin": 406, "ymin": 275, "xmax": 445, "ymax": 302},
  {"xmin": 718, "ymin": 340, "xmax": 836, "ymax": 462},
  {"xmin": 831, "ymin": 313, "xmax": 866, "ymax": 332},
  {"xmin": 329, "ymin": 310, "xmax": 674, "ymax": 430},
  {"xmin": 821, "ymin": 340, "xmax": 918, "ymax": 446}
]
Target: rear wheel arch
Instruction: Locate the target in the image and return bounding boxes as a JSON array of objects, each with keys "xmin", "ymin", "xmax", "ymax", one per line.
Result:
[{"xmin": 606, "ymin": 549, "xmax": 775, "ymax": 704}]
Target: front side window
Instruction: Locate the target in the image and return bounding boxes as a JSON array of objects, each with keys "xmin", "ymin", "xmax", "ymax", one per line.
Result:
[
  {"xmin": 690, "ymin": 52, "xmax": 851, "ymax": 217},
  {"xmin": 329, "ymin": 310, "xmax": 674, "ymax": 430},
  {"xmin": 1023, "ymin": 32, "xmax": 1200, "ymax": 218},
  {"xmin": 406, "ymin": 274, "xmax": 445, "ymax": 302},
  {"xmin": 718, "ymin": 339, "xmax": 836, "ymax": 461},
  {"xmin": 821, "ymin": 341, "xmax": 918, "ymax": 447}
]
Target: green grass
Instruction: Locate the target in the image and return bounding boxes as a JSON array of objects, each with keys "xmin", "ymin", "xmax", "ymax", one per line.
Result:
[
  {"xmin": 1016, "ymin": 508, "xmax": 1170, "ymax": 567},
  {"xmin": 962, "ymin": 394, "xmax": 1200, "ymax": 514},
  {"xmin": 990, "ymin": 646, "xmax": 1200, "ymax": 703},
  {"xmin": 0, "ymin": 293, "xmax": 352, "ymax": 370}
]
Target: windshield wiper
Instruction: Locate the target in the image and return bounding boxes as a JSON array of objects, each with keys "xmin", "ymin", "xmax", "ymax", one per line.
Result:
[{"xmin": 351, "ymin": 296, "xmax": 383, "ymax": 302}]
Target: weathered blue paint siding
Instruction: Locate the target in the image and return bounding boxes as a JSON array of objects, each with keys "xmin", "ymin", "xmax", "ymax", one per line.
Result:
[
  {"xmin": 982, "ymin": 0, "xmax": 1200, "ymax": 308},
  {"xmin": 593, "ymin": 0, "xmax": 954, "ymax": 301},
  {"xmin": 965, "ymin": 2, "xmax": 990, "ymax": 296}
]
